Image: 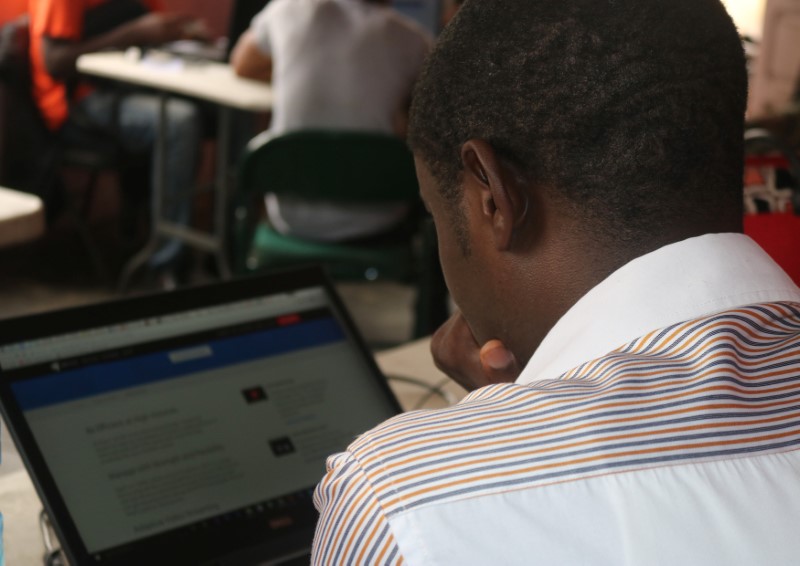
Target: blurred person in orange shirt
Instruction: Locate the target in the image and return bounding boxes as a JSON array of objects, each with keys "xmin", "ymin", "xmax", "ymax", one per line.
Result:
[{"xmin": 29, "ymin": 0, "xmax": 206, "ymax": 273}]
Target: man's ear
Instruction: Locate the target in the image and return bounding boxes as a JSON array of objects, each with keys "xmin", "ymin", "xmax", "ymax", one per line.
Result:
[{"xmin": 460, "ymin": 139, "xmax": 528, "ymax": 251}]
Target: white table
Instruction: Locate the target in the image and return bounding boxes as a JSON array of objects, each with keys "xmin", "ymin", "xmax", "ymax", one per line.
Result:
[
  {"xmin": 0, "ymin": 338, "xmax": 465, "ymax": 565},
  {"xmin": 76, "ymin": 51, "xmax": 273, "ymax": 288},
  {"xmin": 0, "ymin": 187, "xmax": 45, "ymax": 248}
]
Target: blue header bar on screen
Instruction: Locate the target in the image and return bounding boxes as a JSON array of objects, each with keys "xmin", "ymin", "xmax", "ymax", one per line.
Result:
[{"xmin": 12, "ymin": 318, "xmax": 344, "ymax": 411}]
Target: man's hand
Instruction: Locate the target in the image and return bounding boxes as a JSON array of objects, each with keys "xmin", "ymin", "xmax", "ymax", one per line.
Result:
[
  {"xmin": 431, "ymin": 312, "xmax": 521, "ymax": 392},
  {"xmin": 127, "ymin": 13, "xmax": 200, "ymax": 45}
]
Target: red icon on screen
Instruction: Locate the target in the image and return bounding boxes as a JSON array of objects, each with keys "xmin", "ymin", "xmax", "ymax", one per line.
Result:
[
  {"xmin": 242, "ymin": 386, "xmax": 268, "ymax": 404},
  {"xmin": 276, "ymin": 314, "xmax": 301, "ymax": 326}
]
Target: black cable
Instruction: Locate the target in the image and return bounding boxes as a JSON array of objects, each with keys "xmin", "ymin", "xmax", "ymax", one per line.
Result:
[
  {"xmin": 39, "ymin": 509, "xmax": 65, "ymax": 566},
  {"xmin": 386, "ymin": 374, "xmax": 457, "ymax": 409}
]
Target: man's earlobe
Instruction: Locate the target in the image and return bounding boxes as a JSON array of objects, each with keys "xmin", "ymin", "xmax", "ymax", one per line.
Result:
[{"xmin": 461, "ymin": 139, "xmax": 526, "ymax": 252}]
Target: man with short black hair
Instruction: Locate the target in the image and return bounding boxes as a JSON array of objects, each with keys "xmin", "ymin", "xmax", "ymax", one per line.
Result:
[{"xmin": 311, "ymin": 0, "xmax": 800, "ymax": 564}]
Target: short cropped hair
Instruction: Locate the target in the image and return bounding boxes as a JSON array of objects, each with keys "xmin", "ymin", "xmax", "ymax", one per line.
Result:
[{"xmin": 408, "ymin": 0, "xmax": 747, "ymax": 243}]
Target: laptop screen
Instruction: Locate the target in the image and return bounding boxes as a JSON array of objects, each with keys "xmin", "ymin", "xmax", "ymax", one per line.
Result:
[{"xmin": 0, "ymin": 268, "xmax": 400, "ymax": 565}]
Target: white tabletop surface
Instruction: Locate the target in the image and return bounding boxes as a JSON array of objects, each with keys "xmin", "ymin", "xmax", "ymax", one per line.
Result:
[
  {"xmin": 0, "ymin": 187, "xmax": 45, "ymax": 248},
  {"xmin": 0, "ymin": 338, "xmax": 463, "ymax": 565},
  {"xmin": 77, "ymin": 51, "xmax": 273, "ymax": 112}
]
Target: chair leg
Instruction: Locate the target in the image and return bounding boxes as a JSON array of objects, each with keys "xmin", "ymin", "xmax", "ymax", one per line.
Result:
[
  {"xmin": 230, "ymin": 197, "xmax": 259, "ymax": 275},
  {"xmin": 80, "ymin": 170, "xmax": 98, "ymax": 218},
  {"xmin": 117, "ymin": 155, "xmax": 150, "ymax": 245},
  {"xmin": 69, "ymin": 168, "xmax": 111, "ymax": 283}
]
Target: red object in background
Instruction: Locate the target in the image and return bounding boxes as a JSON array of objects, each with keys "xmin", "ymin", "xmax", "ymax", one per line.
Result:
[
  {"xmin": 0, "ymin": 0, "xmax": 27, "ymax": 25},
  {"xmin": 744, "ymin": 211, "xmax": 800, "ymax": 286},
  {"xmin": 743, "ymin": 153, "xmax": 800, "ymax": 286},
  {"xmin": 276, "ymin": 314, "xmax": 302, "ymax": 327}
]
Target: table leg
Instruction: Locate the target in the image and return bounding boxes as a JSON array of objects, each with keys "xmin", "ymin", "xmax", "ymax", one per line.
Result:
[
  {"xmin": 117, "ymin": 92, "xmax": 168, "ymax": 293},
  {"xmin": 118, "ymin": 95, "xmax": 235, "ymax": 292},
  {"xmin": 214, "ymin": 108, "xmax": 232, "ymax": 280}
]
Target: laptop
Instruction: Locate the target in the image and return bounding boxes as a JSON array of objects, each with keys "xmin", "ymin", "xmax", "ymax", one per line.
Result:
[{"xmin": 0, "ymin": 266, "xmax": 402, "ymax": 566}]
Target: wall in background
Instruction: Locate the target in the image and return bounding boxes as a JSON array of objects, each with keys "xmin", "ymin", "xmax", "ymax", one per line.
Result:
[
  {"xmin": 749, "ymin": 0, "xmax": 800, "ymax": 117},
  {"xmin": 722, "ymin": 0, "xmax": 767, "ymax": 38}
]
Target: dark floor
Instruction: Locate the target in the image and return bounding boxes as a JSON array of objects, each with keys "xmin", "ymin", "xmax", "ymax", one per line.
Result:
[{"xmin": 0, "ymin": 213, "xmax": 416, "ymax": 346}]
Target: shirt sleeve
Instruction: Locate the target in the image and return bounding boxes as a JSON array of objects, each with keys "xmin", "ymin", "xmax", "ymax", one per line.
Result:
[
  {"xmin": 249, "ymin": 2, "xmax": 276, "ymax": 56},
  {"xmin": 312, "ymin": 451, "xmax": 405, "ymax": 566}
]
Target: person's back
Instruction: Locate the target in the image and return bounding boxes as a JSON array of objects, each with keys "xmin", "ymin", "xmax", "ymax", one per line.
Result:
[
  {"xmin": 310, "ymin": 0, "xmax": 800, "ymax": 563},
  {"xmin": 233, "ymin": 0, "xmax": 431, "ymax": 242},
  {"xmin": 315, "ymin": 281, "xmax": 800, "ymax": 565},
  {"xmin": 264, "ymin": 0, "xmax": 430, "ymax": 135}
]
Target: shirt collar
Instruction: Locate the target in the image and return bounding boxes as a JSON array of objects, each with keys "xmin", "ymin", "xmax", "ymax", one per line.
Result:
[{"xmin": 517, "ymin": 233, "xmax": 800, "ymax": 385}]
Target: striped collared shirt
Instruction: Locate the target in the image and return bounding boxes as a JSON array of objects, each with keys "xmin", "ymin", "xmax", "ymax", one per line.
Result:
[{"xmin": 312, "ymin": 235, "xmax": 800, "ymax": 565}]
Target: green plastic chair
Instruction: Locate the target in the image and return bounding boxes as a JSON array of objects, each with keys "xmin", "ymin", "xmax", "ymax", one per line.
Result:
[{"xmin": 232, "ymin": 129, "xmax": 448, "ymax": 337}]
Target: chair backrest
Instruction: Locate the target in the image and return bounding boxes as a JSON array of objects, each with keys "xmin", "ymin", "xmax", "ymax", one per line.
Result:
[
  {"xmin": 0, "ymin": 15, "xmax": 28, "ymax": 75},
  {"xmin": 239, "ymin": 130, "xmax": 420, "ymax": 203},
  {"xmin": 0, "ymin": 16, "xmax": 59, "ymax": 196}
]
